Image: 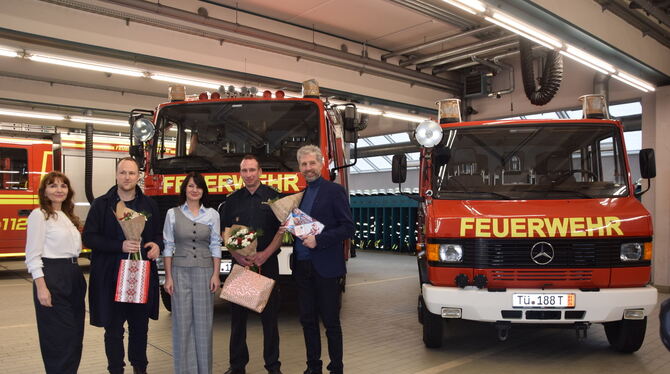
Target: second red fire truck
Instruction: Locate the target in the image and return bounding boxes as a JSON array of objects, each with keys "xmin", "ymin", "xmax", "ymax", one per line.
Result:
[{"xmin": 392, "ymin": 95, "xmax": 657, "ymax": 353}]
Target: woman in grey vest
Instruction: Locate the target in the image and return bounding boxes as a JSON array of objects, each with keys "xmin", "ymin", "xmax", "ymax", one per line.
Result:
[{"xmin": 163, "ymin": 172, "xmax": 222, "ymax": 374}]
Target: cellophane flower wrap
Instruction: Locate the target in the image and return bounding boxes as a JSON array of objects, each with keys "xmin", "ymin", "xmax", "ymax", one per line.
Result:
[
  {"xmin": 114, "ymin": 201, "xmax": 150, "ymax": 304},
  {"xmin": 225, "ymin": 224, "xmax": 262, "ymax": 257}
]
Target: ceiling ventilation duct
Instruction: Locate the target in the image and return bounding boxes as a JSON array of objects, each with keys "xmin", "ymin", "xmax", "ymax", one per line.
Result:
[{"xmin": 519, "ymin": 39, "xmax": 563, "ymax": 106}]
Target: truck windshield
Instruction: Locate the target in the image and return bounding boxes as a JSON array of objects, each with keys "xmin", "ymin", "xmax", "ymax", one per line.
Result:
[
  {"xmin": 152, "ymin": 100, "xmax": 321, "ymax": 173},
  {"xmin": 433, "ymin": 123, "xmax": 629, "ymax": 199}
]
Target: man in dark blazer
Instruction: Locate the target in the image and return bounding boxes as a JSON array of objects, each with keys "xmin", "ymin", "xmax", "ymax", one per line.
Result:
[
  {"xmin": 83, "ymin": 157, "xmax": 162, "ymax": 374},
  {"xmin": 293, "ymin": 145, "xmax": 354, "ymax": 374}
]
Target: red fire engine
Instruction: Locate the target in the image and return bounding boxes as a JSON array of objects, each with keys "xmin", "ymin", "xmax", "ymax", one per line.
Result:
[
  {"xmin": 0, "ymin": 131, "xmax": 175, "ymax": 258},
  {"xmin": 124, "ymin": 80, "xmax": 362, "ymax": 310},
  {"xmin": 392, "ymin": 95, "xmax": 657, "ymax": 353},
  {"xmin": 0, "ymin": 134, "xmax": 54, "ymax": 257}
]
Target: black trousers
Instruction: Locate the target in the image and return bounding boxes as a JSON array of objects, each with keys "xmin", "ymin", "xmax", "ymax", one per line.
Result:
[
  {"xmin": 229, "ymin": 256, "xmax": 281, "ymax": 371},
  {"xmin": 294, "ymin": 260, "xmax": 343, "ymax": 374},
  {"xmin": 104, "ymin": 302, "xmax": 150, "ymax": 373},
  {"xmin": 34, "ymin": 257, "xmax": 86, "ymax": 374}
]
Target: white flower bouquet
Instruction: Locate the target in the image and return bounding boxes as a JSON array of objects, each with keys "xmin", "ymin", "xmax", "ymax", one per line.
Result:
[{"xmin": 225, "ymin": 224, "xmax": 263, "ymax": 257}]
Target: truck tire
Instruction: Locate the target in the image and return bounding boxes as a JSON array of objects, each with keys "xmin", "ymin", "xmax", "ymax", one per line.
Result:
[
  {"xmin": 160, "ymin": 285, "xmax": 172, "ymax": 312},
  {"xmin": 422, "ymin": 301, "xmax": 443, "ymax": 348},
  {"xmin": 604, "ymin": 317, "xmax": 647, "ymax": 353}
]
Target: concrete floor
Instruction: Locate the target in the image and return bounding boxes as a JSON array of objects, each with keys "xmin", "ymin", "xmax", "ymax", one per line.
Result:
[{"xmin": 0, "ymin": 251, "xmax": 668, "ymax": 374}]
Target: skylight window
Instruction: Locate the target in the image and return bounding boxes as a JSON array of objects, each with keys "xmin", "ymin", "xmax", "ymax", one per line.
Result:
[
  {"xmin": 364, "ymin": 135, "xmax": 392, "ymax": 146},
  {"xmin": 365, "ymin": 156, "xmax": 392, "ymax": 170},
  {"xmin": 610, "ymin": 102, "xmax": 642, "ymax": 117}
]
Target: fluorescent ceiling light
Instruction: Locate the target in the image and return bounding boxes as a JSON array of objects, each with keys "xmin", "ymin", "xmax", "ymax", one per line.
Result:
[
  {"xmin": 615, "ymin": 71, "xmax": 655, "ymax": 92},
  {"xmin": 357, "ymin": 107, "xmax": 383, "ymax": 116},
  {"xmin": 565, "ymin": 45, "xmax": 615, "ymax": 73},
  {"xmin": 453, "ymin": 0, "xmax": 486, "ymax": 12},
  {"xmin": 484, "ymin": 17, "xmax": 554, "ymax": 50},
  {"xmin": 610, "ymin": 74, "xmax": 650, "ymax": 93},
  {"xmin": 487, "ymin": 13, "xmax": 562, "ymax": 50},
  {"xmin": 70, "ymin": 116, "xmax": 129, "ymax": 127},
  {"xmin": 0, "ymin": 108, "xmax": 65, "ymax": 120},
  {"xmin": 28, "ymin": 54, "xmax": 144, "ymax": 77},
  {"xmin": 559, "ymin": 51, "xmax": 609, "ymax": 75},
  {"xmin": 442, "ymin": 0, "xmax": 485, "ymax": 15},
  {"xmin": 150, "ymin": 74, "xmax": 221, "ymax": 90},
  {"xmin": 382, "ymin": 112, "xmax": 428, "ymax": 123},
  {"xmin": 0, "ymin": 47, "xmax": 18, "ymax": 58}
]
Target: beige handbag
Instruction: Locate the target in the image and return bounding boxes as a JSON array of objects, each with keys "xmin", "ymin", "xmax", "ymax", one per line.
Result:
[{"xmin": 220, "ymin": 264, "xmax": 275, "ymax": 313}]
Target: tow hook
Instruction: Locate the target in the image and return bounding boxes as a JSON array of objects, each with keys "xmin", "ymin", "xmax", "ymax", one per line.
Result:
[
  {"xmin": 575, "ymin": 322, "xmax": 589, "ymax": 341},
  {"xmin": 495, "ymin": 321, "xmax": 511, "ymax": 342}
]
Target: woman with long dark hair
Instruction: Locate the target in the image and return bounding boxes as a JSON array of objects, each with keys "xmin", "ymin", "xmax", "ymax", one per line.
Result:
[
  {"xmin": 163, "ymin": 171, "xmax": 222, "ymax": 374},
  {"xmin": 25, "ymin": 171, "xmax": 86, "ymax": 374}
]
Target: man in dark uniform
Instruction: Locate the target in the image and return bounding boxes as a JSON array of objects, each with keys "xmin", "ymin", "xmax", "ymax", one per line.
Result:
[
  {"xmin": 222, "ymin": 154, "xmax": 283, "ymax": 374},
  {"xmin": 83, "ymin": 157, "xmax": 162, "ymax": 374}
]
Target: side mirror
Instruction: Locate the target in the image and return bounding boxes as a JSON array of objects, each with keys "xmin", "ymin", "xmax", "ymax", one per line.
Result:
[
  {"xmin": 391, "ymin": 153, "xmax": 407, "ymax": 184},
  {"xmin": 343, "ymin": 106, "xmax": 356, "ymax": 131},
  {"xmin": 129, "ymin": 144, "xmax": 145, "ymax": 170},
  {"xmin": 639, "ymin": 148, "xmax": 655, "ymax": 179}
]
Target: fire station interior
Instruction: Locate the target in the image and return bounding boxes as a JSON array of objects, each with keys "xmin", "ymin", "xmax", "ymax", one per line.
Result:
[{"xmin": 1, "ymin": 0, "xmax": 670, "ymax": 373}]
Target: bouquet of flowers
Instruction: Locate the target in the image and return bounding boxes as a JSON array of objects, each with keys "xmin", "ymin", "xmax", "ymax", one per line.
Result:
[
  {"xmin": 225, "ymin": 224, "xmax": 263, "ymax": 257},
  {"xmin": 265, "ymin": 191, "xmax": 304, "ymax": 222},
  {"xmin": 114, "ymin": 201, "xmax": 150, "ymax": 304},
  {"xmin": 115, "ymin": 201, "xmax": 148, "ymax": 260}
]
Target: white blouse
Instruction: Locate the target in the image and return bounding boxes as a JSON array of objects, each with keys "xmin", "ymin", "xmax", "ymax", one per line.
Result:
[{"xmin": 24, "ymin": 208, "xmax": 82, "ymax": 279}]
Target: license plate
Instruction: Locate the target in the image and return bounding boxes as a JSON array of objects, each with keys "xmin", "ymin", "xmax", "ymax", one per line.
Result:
[
  {"xmin": 220, "ymin": 260, "xmax": 232, "ymax": 274},
  {"xmin": 512, "ymin": 293, "xmax": 575, "ymax": 308}
]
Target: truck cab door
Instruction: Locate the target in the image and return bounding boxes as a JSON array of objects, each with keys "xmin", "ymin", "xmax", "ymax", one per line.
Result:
[{"xmin": 0, "ymin": 144, "xmax": 36, "ymax": 257}]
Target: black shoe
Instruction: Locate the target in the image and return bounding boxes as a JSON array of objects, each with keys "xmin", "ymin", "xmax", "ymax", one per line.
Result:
[
  {"xmin": 303, "ymin": 370, "xmax": 322, "ymax": 374},
  {"xmin": 132, "ymin": 368, "xmax": 146, "ymax": 374},
  {"xmin": 224, "ymin": 368, "xmax": 245, "ymax": 374},
  {"xmin": 268, "ymin": 369, "xmax": 283, "ymax": 374}
]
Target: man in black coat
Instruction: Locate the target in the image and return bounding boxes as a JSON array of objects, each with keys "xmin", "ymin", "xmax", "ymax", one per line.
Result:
[
  {"xmin": 292, "ymin": 145, "xmax": 354, "ymax": 374},
  {"xmin": 83, "ymin": 157, "xmax": 162, "ymax": 374}
]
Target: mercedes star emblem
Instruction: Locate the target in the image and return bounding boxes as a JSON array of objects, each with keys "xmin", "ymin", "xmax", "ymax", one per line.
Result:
[{"xmin": 530, "ymin": 241, "xmax": 555, "ymax": 265}]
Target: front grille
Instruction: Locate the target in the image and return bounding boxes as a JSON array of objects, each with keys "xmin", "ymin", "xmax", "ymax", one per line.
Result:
[
  {"xmin": 429, "ymin": 237, "xmax": 650, "ymax": 269},
  {"xmin": 491, "ymin": 269, "xmax": 592, "ymax": 282}
]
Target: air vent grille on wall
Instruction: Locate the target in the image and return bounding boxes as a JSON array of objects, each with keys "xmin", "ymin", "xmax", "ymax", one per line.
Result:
[{"xmin": 464, "ymin": 73, "xmax": 492, "ymax": 98}]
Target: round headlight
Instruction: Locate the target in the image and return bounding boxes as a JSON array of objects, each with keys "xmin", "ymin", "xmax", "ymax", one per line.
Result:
[
  {"xmin": 133, "ymin": 118, "xmax": 155, "ymax": 143},
  {"xmin": 620, "ymin": 243, "xmax": 643, "ymax": 261},
  {"xmin": 414, "ymin": 120, "xmax": 443, "ymax": 148},
  {"xmin": 439, "ymin": 244, "xmax": 463, "ymax": 263}
]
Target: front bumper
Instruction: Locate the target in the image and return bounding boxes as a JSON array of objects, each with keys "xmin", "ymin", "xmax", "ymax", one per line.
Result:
[{"xmin": 422, "ymin": 284, "xmax": 658, "ymax": 323}]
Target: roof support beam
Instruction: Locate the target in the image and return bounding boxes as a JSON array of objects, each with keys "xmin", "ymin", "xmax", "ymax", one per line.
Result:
[{"xmin": 93, "ymin": 0, "xmax": 462, "ymax": 93}]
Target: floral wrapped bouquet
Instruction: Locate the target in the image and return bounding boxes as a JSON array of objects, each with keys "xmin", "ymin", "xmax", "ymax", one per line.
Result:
[
  {"xmin": 225, "ymin": 224, "xmax": 263, "ymax": 257},
  {"xmin": 115, "ymin": 201, "xmax": 148, "ymax": 260}
]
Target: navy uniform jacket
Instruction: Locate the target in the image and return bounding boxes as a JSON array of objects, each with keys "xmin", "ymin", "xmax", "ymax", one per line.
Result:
[
  {"xmin": 295, "ymin": 178, "xmax": 354, "ymax": 278},
  {"xmin": 222, "ymin": 184, "xmax": 281, "ymax": 277},
  {"xmin": 83, "ymin": 185, "xmax": 162, "ymax": 327}
]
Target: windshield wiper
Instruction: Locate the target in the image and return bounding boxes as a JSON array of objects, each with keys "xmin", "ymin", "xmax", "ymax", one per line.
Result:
[{"xmin": 438, "ymin": 190, "xmax": 514, "ymax": 200}]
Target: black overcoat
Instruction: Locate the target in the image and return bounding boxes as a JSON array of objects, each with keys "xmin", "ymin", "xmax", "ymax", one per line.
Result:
[{"xmin": 83, "ymin": 185, "xmax": 162, "ymax": 327}]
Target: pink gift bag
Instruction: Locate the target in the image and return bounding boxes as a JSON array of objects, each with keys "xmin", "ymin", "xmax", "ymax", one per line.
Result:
[{"xmin": 220, "ymin": 264, "xmax": 275, "ymax": 313}]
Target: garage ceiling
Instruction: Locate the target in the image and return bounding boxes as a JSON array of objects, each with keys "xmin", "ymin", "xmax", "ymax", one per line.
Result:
[{"xmin": 0, "ymin": 0, "xmax": 668, "ymax": 135}]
